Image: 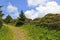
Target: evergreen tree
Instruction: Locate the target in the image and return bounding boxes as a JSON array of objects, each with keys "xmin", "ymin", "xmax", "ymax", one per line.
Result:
[
  {"xmin": 0, "ymin": 6, "xmax": 4, "ymax": 28},
  {"xmin": 0, "ymin": 6, "xmax": 4, "ymax": 20},
  {"xmin": 16, "ymin": 10, "xmax": 26, "ymax": 26},
  {"xmin": 4, "ymin": 15, "xmax": 12, "ymax": 23},
  {"xmin": 19, "ymin": 11, "xmax": 26, "ymax": 22}
]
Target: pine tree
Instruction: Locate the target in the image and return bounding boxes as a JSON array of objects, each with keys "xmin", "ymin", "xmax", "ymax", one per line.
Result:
[
  {"xmin": 4, "ymin": 15, "xmax": 12, "ymax": 23},
  {"xmin": 0, "ymin": 6, "xmax": 4, "ymax": 28},
  {"xmin": 0, "ymin": 6, "xmax": 4, "ymax": 20},
  {"xmin": 19, "ymin": 11, "xmax": 26, "ymax": 22},
  {"xmin": 16, "ymin": 10, "xmax": 26, "ymax": 26}
]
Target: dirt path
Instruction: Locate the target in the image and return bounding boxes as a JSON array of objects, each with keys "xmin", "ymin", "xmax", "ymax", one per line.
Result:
[{"xmin": 4, "ymin": 24, "xmax": 28, "ymax": 40}]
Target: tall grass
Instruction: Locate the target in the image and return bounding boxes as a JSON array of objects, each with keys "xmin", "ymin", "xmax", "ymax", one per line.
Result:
[
  {"xmin": 0, "ymin": 26, "xmax": 13, "ymax": 40},
  {"xmin": 20, "ymin": 24, "xmax": 60, "ymax": 40}
]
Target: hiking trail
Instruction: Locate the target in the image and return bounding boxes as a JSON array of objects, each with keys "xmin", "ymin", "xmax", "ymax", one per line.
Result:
[{"xmin": 4, "ymin": 24, "xmax": 28, "ymax": 40}]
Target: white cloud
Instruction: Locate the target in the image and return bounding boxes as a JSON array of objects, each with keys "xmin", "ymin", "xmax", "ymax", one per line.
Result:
[
  {"xmin": 27, "ymin": 0, "xmax": 47, "ymax": 6},
  {"xmin": 7, "ymin": 3, "xmax": 19, "ymax": 18},
  {"xmin": 25, "ymin": 0, "xmax": 60, "ymax": 20},
  {"xmin": 25, "ymin": 10, "xmax": 39, "ymax": 20},
  {"xmin": 36, "ymin": 1, "xmax": 60, "ymax": 16},
  {"xmin": 45, "ymin": 1, "xmax": 60, "ymax": 13}
]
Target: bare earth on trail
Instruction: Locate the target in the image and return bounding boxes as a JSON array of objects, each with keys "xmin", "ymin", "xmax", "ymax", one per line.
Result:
[{"xmin": 4, "ymin": 24, "xmax": 29, "ymax": 40}]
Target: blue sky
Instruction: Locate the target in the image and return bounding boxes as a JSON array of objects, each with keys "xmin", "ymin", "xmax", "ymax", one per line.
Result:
[
  {"xmin": 0, "ymin": 0, "xmax": 28, "ymax": 18},
  {"xmin": 0, "ymin": 0, "xmax": 60, "ymax": 19},
  {"xmin": 0, "ymin": 0, "xmax": 28, "ymax": 11},
  {"xmin": 0, "ymin": 0, "xmax": 36, "ymax": 19}
]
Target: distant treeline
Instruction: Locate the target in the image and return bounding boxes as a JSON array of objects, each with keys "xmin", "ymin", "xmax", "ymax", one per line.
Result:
[{"xmin": 0, "ymin": 6, "xmax": 27, "ymax": 27}]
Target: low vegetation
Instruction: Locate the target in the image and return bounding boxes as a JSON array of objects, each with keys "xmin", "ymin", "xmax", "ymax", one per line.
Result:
[
  {"xmin": 20, "ymin": 24, "xmax": 60, "ymax": 40},
  {"xmin": 0, "ymin": 26, "xmax": 13, "ymax": 40},
  {"xmin": 1, "ymin": 6, "xmax": 60, "ymax": 40}
]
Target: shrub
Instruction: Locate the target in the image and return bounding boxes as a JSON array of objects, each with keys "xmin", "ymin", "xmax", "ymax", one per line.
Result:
[
  {"xmin": 0, "ymin": 21, "xmax": 3, "ymax": 28},
  {"xmin": 15, "ymin": 21, "xmax": 24, "ymax": 26},
  {"xmin": 4, "ymin": 15, "xmax": 12, "ymax": 24}
]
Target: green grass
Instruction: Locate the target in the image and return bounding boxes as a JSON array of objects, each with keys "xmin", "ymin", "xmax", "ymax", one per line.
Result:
[
  {"xmin": 0, "ymin": 26, "xmax": 13, "ymax": 40},
  {"xmin": 1, "ymin": 23, "xmax": 60, "ymax": 40},
  {"xmin": 20, "ymin": 24, "xmax": 60, "ymax": 40}
]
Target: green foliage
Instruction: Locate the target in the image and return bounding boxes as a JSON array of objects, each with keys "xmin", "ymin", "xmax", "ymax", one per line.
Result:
[
  {"xmin": 4, "ymin": 15, "xmax": 12, "ymax": 23},
  {"xmin": 0, "ymin": 11, "xmax": 4, "ymax": 18},
  {"xmin": 0, "ymin": 6, "xmax": 4, "ymax": 28},
  {"xmin": 20, "ymin": 11, "xmax": 26, "ymax": 19},
  {"xmin": 0, "ymin": 26, "xmax": 13, "ymax": 40},
  {"xmin": 16, "ymin": 11, "xmax": 26, "ymax": 26},
  {"xmin": 0, "ymin": 6, "xmax": 4, "ymax": 18},
  {"xmin": 0, "ymin": 21, "xmax": 3, "ymax": 28},
  {"xmin": 19, "ymin": 10, "xmax": 26, "ymax": 22},
  {"xmin": 38, "ymin": 14, "xmax": 60, "ymax": 30},
  {"xmin": 16, "ymin": 20, "xmax": 24, "ymax": 26},
  {"xmin": 20, "ymin": 24, "xmax": 60, "ymax": 40},
  {"xmin": 19, "ymin": 13, "xmax": 60, "ymax": 40}
]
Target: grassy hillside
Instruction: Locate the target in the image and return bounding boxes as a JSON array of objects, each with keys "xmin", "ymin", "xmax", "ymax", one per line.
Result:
[
  {"xmin": 0, "ymin": 26, "xmax": 13, "ymax": 40},
  {"xmin": 20, "ymin": 23, "xmax": 60, "ymax": 40},
  {"xmin": 1, "ymin": 14, "xmax": 60, "ymax": 40},
  {"xmin": 1, "ymin": 23, "xmax": 60, "ymax": 40}
]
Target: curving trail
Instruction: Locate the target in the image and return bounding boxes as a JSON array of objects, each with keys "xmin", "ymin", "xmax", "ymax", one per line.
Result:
[{"xmin": 4, "ymin": 24, "xmax": 28, "ymax": 40}]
